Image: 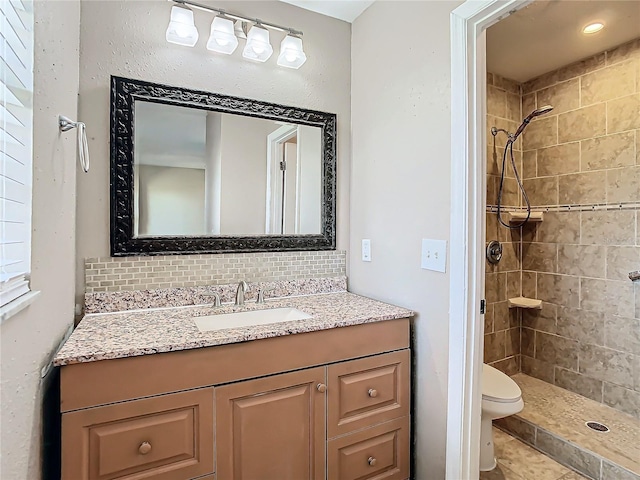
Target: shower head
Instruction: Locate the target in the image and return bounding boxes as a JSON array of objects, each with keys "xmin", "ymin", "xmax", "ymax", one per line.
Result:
[
  {"xmin": 512, "ymin": 105, "xmax": 554, "ymax": 141},
  {"xmin": 530, "ymin": 105, "xmax": 554, "ymax": 118}
]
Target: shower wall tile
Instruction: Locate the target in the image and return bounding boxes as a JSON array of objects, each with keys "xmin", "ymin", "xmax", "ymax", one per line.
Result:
[
  {"xmin": 581, "ymin": 131, "xmax": 636, "ymax": 171},
  {"xmin": 521, "ymin": 355, "xmax": 555, "ymax": 383},
  {"xmin": 602, "ymin": 383, "xmax": 640, "ymax": 418},
  {"xmin": 604, "ymin": 316, "xmax": 639, "ymax": 354},
  {"xmin": 522, "ymin": 242, "xmax": 556, "ymax": 273},
  {"xmin": 488, "ymin": 85, "xmax": 507, "ymax": 118},
  {"xmin": 522, "ymin": 93, "xmax": 536, "ymax": 117},
  {"xmin": 579, "ymin": 344, "xmax": 635, "ymax": 390},
  {"xmin": 484, "ymin": 330, "xmax": 506, "ymax": 363},
  {"xmin": 608, "ymin": 93, "xmax": 640, "ymax": 134},
  {"xmin": 536, "ymin": 78, "xmax": 580, "ymax": 115},
  {"xmin": 554, "ymin": 367, "xmax": 603, "ymax": 403},
  {"xmin": 506, "ymin": 271, "xmax": 521, "ymax": 299},
  {"xmin": 506, "ymin": 92, "xmax": 521, "ymax": 122},
  {"xmin": 491, "ymin": 356, "xmax": 520, "ymax": 376},
  {"xmin": 558, "ymin": 171, "xmax": 607, "ymax": 205},
  {"xmin": 522, "ymin": 302, "xmax": 557, "ymax": 334},
  {"xmin": 492, "ymin": 73, "xmax": 521, "ymax": 95},
  {"xmin": 557, "ymin": 244, "xmax": 605, "ymax": 278},
  {"xmin": 556, "ymin": 307, "xmax": 605, "ymax": 346},
  {"xmin": 514, "ymin": 36, "xmax": 640, "ymax": 412},
  {"xmin": 523, "ymin": 176, "xmax": 558, "ymax": 206},
  {"xmin": 523, "ymin": 150, "xmax": 537, "ymax": 179},
  {"xmin": 522, "ymin": 115, "xmax": 558, "ymax": 149},
  {"xmin": 581, "ymin": 277, "xmax": 634, "ymax": 318},
  {"xmin": 606, "ymin": 37, "xmax": 640, "ymax": 65},
  {"xmin": 522, "ymin": 270, "xmax": 537, "ymax": 298},
  {"xmin": 536, "ymin": 142, "xmax": 580, "ymax": 177},
  {"xmin": 535, "ymin": 331, "xmax": 579, "ymax": 370},
  {"xmin": 536, "ymin": 212, "xmax": 580, "ymax": 244},
  {"xmin": 557, "ymin": 103, "xmax": 606, "ymax": 143},
  {"xmin": 536, "ymin": 273, "xmax": 579, "ymax": 307},
  {"xmin": 581, "ymin": 210, "xmax": 636, "ymax": 245},
  {"xmin": 606, "ymin": 246, "xmax": 640, "ymax": 281},
  {"xmin": 581, "ymin": 61, "xmax": 637, "ymax": 106}
]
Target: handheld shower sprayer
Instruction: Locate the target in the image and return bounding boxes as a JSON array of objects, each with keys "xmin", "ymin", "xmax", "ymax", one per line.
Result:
[
  {"xmin": 511, "ymin": 105, "xmax": 554, "ymax": 141},
  {"xmin": 491, "ymin": 105, "xmax": 554, "ymax": 229}
]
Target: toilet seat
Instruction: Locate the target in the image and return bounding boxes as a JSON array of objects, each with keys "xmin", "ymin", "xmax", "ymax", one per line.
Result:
[{"xmin": 482, "ymin": 364, "xmax": 521, "ymax": 403}]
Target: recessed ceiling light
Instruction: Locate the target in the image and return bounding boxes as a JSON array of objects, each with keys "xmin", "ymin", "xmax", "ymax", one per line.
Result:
[{"xmin": 583, "ymin": 22, "xmax": 604, "ymax": 34}]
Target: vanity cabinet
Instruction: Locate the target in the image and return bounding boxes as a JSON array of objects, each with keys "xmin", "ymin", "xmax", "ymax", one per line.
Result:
[{"xmin": 60, "ymin": 319, "xmax": 411, "ymax": 480}]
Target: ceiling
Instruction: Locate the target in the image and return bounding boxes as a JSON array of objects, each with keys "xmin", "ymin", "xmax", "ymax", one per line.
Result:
[
  {"xmin": 487, "ymin": 0, "xmax": 640, "ymax": 82},
  {"xmin": 279, "ymin": 0, "xmax": 374, "ymax": 23}
]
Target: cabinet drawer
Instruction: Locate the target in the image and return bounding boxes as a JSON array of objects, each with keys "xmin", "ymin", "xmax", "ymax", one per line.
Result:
[
  {"xmin": 328, "ymin": 350, "xmax": 410, "ymax": 437},
  {"xmin": 328, "ymin": 416, "xmax": 409, "ymax": 480},
  {"xmin": 62, "ymin": 388, "xmax": 214, "ymax": 480}
]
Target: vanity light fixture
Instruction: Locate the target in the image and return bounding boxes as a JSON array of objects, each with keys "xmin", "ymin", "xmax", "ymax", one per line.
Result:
[
  {"xmin": 277, "ymin": 34, "xmax": 307, "ymax": 69},
  {"xmin": 167, "ymin": 0, "xmax": 306, "ymax": 68},
  {"xmin": 582, "ymin": 22, "xmax": 604, "ymax": 34},
  {"xmin": 207, "ymin": 15, "xmax": 238, "ymax": 54},
  {"xmin": 166, "ymin": 5, "xmax": 199, "ymax": 47},
  {"xmin": 243, "ymin": 24, "xmax": 273, "ymax": 62}
]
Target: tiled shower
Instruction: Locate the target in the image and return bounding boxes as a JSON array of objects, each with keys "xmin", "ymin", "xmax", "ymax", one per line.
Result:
[{"xmin": 484, "ymin": 36, "xmax": 639, "ymax": 480}]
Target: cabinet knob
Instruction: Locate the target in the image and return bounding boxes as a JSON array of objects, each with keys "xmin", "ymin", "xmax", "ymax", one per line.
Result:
[
  {"xmin": 368, "ymin": 388, "xmax": 378, "ymax": 398},
  {"xmin": 138, "ymin": 441, "xmax": 152, "ymax": 455},
  {"xmin": 368, "ymin": 456, "xmax": 377, "ymax": 466},
  {"xmin": 316, "ymin": 383, "xmax": 326, "ymax": 393}
]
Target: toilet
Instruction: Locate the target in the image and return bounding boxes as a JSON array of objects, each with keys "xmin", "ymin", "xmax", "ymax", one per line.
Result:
[{"xmin": 480, "ymin": 364, "xmax": 524, "ymax": 471}]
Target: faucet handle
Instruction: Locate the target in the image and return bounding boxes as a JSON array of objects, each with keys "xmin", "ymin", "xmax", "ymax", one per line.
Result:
[
  {"xmin": 202, "ymin": 292, "xmax": 221, "ymax": 307},
  {"xmin": 256, "ymin": 288, "xmax": 274, "ymax": 304}
]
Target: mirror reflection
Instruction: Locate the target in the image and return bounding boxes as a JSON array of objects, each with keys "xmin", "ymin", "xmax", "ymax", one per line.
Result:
[{"xmin": 133, "ymin": 100, "xmax": 322, "ymax": 237}]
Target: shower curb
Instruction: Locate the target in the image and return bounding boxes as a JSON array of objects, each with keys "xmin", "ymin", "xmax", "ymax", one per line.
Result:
[{"xmin": 495, "ymin": 415, "xmax": 640, "ymax": 480}]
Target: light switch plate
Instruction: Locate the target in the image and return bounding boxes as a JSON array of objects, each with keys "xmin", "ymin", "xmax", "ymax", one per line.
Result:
[
  {"xmin": 421, "ymin": 239, "xmax": 447, "ymax": 272},
  {"xmin": 362, "ymin": 239, "xmax": 371, "ymax": 262}
]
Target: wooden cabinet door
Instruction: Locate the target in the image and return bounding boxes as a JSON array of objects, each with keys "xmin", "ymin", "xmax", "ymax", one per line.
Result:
[
  {"xmin": 215, "ymin": 367, "xmax": 326, "ymax": 480},
  {"xmin": 328, "ymin": 417, "xmax": 410, "ymax": 480},
  {"xmin": 328, "ymin": 350, "xmax": 410, "ymax": 438},
  {"xmin": 61, "ymin": 388, "xmax": 214, "ymax": 480}
]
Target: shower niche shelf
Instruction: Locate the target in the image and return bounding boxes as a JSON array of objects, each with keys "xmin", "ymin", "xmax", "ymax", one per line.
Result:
[
  {"xmin": 508, "ymin": 297, "xmax": 542, "ymax": 309},
  {"xmin": 508, "ymin": 211, "xmax": 544, "ymax": 223}
]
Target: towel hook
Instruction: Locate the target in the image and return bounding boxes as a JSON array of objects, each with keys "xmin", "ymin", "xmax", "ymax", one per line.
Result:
[{"xmin": 59, "ymin": 115, "xmax": 90, "ymax": 173}]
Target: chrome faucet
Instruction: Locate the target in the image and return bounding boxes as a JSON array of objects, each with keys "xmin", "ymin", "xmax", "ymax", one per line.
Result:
[{"xmin": 235, "ymin": 281, "xmax": 249, "ymax": 306}]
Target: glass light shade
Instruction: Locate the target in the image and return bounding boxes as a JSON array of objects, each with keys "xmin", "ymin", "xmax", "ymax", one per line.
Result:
[
  {"xmin": 242, "ymin": 25, "xmax": 273, "ymax": 62},
  {"xmin": 166, "ymin": 6, "xmax": 199, "ymax": 47},
  {"xmin": 277, "ymin": 35, "xmax": 307, "ymax": 69},
  {"xmin": 206, "ymin": 16, "xmax": 238, "ymax": 54}
]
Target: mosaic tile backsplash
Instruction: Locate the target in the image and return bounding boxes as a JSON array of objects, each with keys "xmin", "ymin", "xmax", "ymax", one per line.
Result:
[{"xmin": 85, "ymin": 251, "xmax": 346, "ymax": 293}]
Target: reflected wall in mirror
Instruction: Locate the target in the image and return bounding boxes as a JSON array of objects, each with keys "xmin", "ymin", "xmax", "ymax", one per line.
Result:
[
  {"xmin": 110, "ymin": 76, "xmax": 336, "ymax": 256},
  {"xmin": 133, "ymin": 101, "xmax": 322, "ymax": 237}
]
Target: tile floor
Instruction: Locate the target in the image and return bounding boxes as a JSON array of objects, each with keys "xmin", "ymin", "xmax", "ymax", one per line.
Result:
[{"xmin": 480, "ymin": 428, "xmax": 589, "ymax": 480}]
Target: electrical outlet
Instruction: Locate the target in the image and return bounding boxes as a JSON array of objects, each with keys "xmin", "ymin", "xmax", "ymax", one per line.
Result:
[
  {"xmin": 362, "ymin": 239, "xmax": 371, "ymax": 262},
  {"xmin": 421, "ymin": 239, "xmax": 447, "ymax": 272}
]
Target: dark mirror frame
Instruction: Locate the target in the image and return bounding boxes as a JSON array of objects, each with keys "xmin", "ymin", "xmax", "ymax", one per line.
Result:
[{"xmin": 110, "ymin": 76, "xmax": 336, "ymax": 256}]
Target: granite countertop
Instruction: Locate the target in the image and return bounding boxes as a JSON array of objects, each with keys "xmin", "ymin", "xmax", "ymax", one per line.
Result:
[{"xmin": 54, "ymin": 292, "xmax": 413, "ymax": 366}]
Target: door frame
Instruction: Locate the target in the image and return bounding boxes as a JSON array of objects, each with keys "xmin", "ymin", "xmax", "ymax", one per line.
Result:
[
  {"xmin": 266, "ymin": 125, "xmax": 298, "ymax": 234},
  {"xmin": 447, "ymin": 1, "xmax": 531, "ymax": 478}
]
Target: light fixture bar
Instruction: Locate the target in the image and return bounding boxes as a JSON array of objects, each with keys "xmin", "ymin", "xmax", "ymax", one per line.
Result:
[{"xmin": 170, "ymin": 0, "xmax": 303, "ymax": 37}]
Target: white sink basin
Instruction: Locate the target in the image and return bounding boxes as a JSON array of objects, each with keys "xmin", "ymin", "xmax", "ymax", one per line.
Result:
[{"xmin": 194, "ymin": 307, "xmax": 313, "ymax": 333}]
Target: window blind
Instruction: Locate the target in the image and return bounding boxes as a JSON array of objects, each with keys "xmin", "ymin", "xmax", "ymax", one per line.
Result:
[{"xmin": 1, "ymin": 0, "xmax": 33, "ymax": 307}]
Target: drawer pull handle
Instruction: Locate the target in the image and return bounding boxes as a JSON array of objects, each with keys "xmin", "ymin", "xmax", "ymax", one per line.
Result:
[
  {"xmin": 316, "ymin": 383, "xmax": 326, "ymax": 393},
  {"xmin": 368, "ymin": 388, "xmax": 378, "ymax": 398},
  {"xmin": 138, "ymin": 442, "xmax": 152, "ymax": 455},
  {"xmin": 368, "ymin": 456, "xmax": 377, "ymax": 466}
]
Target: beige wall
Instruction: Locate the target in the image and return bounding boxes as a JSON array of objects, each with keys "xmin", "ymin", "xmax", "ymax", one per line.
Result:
[
  {"xmin": 76, "ymin": 0, "xmax": 351, "ymax": 301},
  {"xmin": 519, "ymin": 39, "xmax": 640, "ymax": 418},
  {"xmin": 350, "ymin": 2, "xmax": 462, "ymax": 477},
  {"xmin": 138, "ymin": 165, "xmax": 206, "ymax": 236},
  {"xmin": 0, "ymin": 1, "xmax": 80, "ymax": 478}
]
